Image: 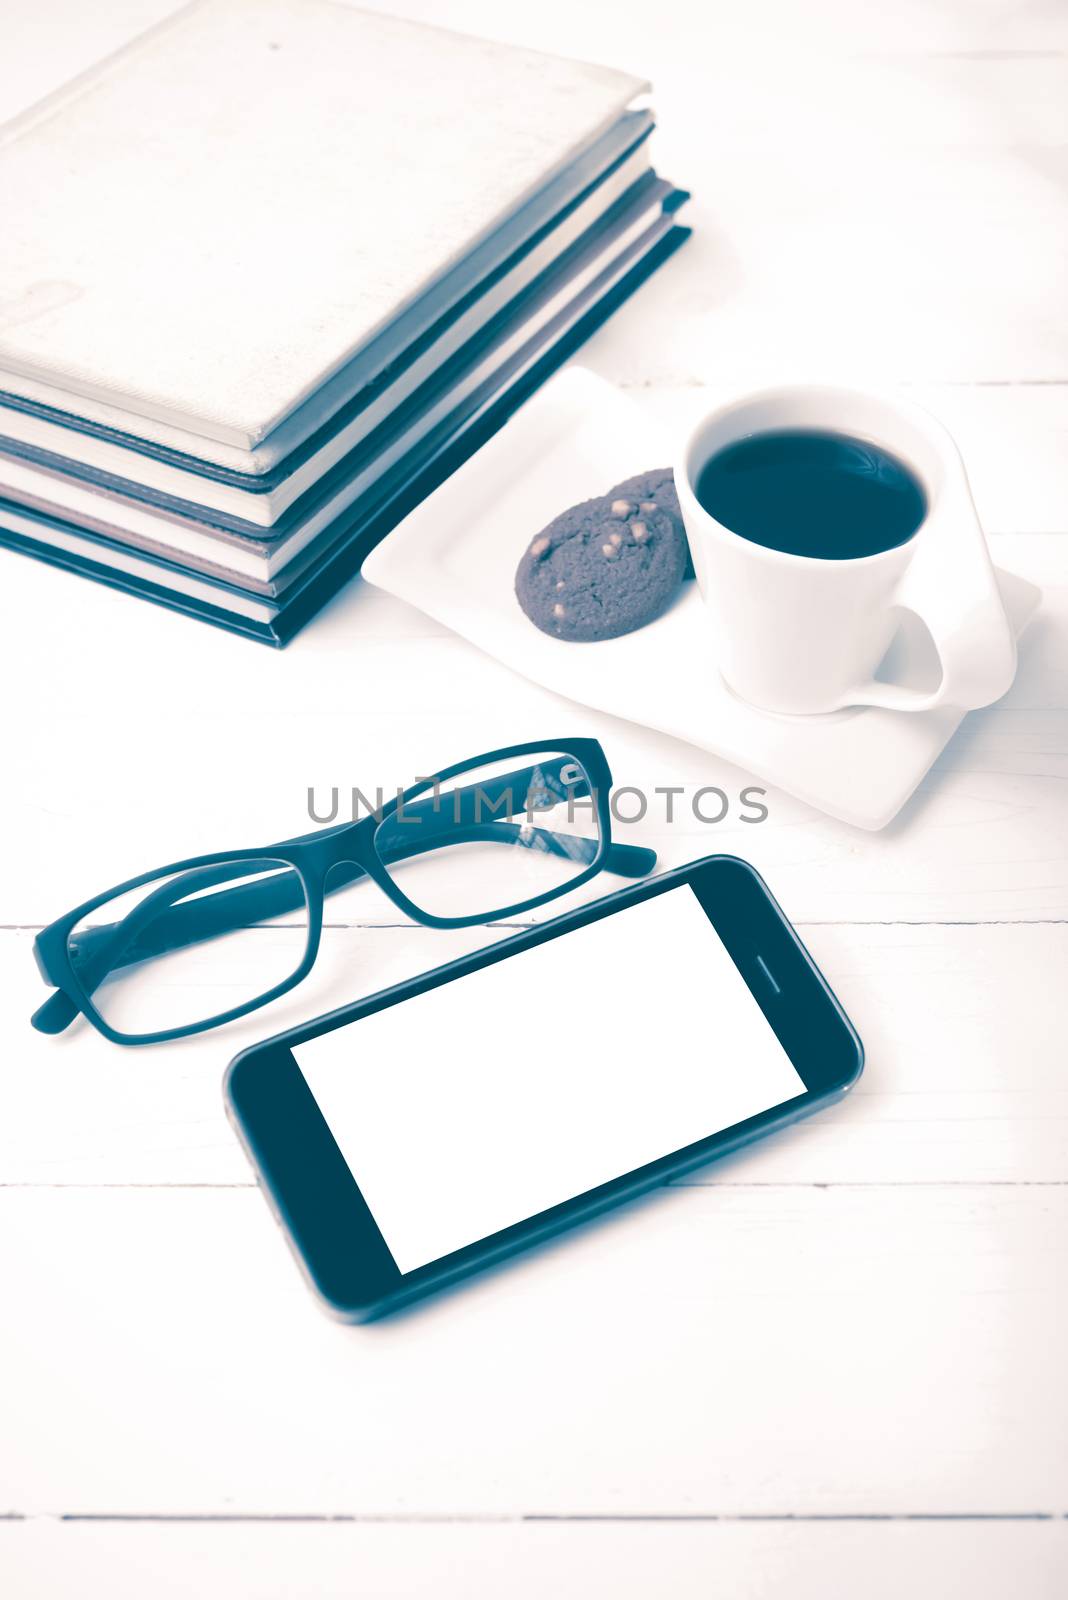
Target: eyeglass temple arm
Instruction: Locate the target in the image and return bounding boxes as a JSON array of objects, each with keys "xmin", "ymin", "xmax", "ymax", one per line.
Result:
[
  {"xmin": 54, "ymin": 772, "xmax": 650, "ymax": 990},
  {"xmin": 37, "ymin": 818, "xmax": 649, "ymax": 1023},
  {"xmin": 32, "ymin": 790, "xmax": 655, "ymax": 1034},
  {"xmin": 373, "ymin": 817, "xmax": 654, "ymax": 875},
  {"xmin": 52, "ymin": 758, "xmax": 649, "ymax": 986}
]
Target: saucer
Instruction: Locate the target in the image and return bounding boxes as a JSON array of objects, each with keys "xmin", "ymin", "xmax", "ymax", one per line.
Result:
[{"xmin": 362, "ymin": 368, "xmax": 1041, "ymax": 829}]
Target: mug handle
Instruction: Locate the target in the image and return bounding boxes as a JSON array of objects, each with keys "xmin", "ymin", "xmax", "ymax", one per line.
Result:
[{"xmin": 845, "ymin": 505, "xmax": 1018, "ymax": 713}]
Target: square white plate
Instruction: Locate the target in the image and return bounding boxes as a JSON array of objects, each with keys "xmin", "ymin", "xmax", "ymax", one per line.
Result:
[{"xmin": 363, "ymin": 367, "xmax": 1041, "ymax": 829}]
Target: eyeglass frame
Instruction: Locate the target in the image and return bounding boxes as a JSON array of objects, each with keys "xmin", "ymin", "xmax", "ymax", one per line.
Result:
[{"xmin": 31, "ymin": 737, "xmax": 656, "ymax": 1047}]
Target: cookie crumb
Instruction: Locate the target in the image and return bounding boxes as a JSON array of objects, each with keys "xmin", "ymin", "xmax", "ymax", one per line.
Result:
[{"xmin": 552, "ymin": 602, "xmax": 566, "ymax": 618}]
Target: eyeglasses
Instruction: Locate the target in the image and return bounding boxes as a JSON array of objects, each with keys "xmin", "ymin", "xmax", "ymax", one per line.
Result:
[{"xmin": 31, "ymin": 738, "xmax": 655, "ymax": 1046}]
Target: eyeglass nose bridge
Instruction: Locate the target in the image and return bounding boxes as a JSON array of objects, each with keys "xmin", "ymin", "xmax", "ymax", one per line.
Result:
[{"xmin": 318, "ymin": 853, "xmax": 376, "ymax": 900}]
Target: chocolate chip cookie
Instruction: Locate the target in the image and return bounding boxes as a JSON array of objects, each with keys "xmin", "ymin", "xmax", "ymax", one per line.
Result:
[
  {"xmin": 515, "ymin": 481, "xmax": 688, "ymax": 642},
  {"xmin": 606, "ymin": 467, "xmax": 693, "ymax": 578}
]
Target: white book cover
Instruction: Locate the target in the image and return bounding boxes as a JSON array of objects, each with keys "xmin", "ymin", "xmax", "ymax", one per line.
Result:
[
  {"xmin": 0, "ymin": 197, "xmax": 675, "ymax": 583},
  {"xmin": 0, "ymin": 0, "xmax": 644, "ymax": 450},
  {"xmin": 0, "ymin": 146, "xmax": 658, "ymax": 518},
  {"xmin": 0, "ymin": 112, "xmax": 653, "ymax": 475}
]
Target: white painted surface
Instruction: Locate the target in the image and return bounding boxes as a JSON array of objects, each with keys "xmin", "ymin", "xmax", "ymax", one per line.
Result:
[
  {"xmin": 0, "ymin": 1, "xmax": 1065, "ymax": 1595},
  {"xmin": 3, "ymin": 1521, "xmax": 1067, "ymax": 1600}
]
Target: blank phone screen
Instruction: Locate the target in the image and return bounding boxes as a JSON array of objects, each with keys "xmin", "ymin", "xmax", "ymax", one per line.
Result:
[{"xmin": 292, "ymin": 886, "xmax": 806, "ymax": 1274}]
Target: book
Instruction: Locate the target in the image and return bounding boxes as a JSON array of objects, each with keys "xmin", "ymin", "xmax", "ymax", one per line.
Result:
[
  {"xmin": 0, "ymin": 184, "xmax": 679, "ymax": 582},
  {"xmin": 0, "ymin": 142, "xmax": 659, "ymax": 527},
  {"xmin": 0, "ymin": 0, "xmax": 645, "ymax": 449},
  {"xmin": 0, "ymin": 110, "xmax": 652, "ymax": 477},
  {"xmin": 0, "ymin": 224, "xmax": 688, "ymax": 642}
]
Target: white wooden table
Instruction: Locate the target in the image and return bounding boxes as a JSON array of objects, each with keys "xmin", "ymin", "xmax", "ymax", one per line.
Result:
[{"xmin": 1, "ymin": 2, "xmax": 1066, "ymax": 1594}]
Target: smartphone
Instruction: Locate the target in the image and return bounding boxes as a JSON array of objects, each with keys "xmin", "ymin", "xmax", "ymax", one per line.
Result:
[{"xmin": 225, "ymin": 856, "xmax": 863, "ymax": 1320}]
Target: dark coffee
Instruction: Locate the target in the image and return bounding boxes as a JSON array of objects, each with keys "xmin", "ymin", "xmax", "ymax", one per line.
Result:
[{"xmin": 695, "ymin": 429, "xmax": 926, "ymax": 560}]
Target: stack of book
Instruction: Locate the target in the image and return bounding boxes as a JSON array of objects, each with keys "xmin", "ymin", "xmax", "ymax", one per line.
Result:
[{"xmin": 0, "ymin": 0, "xmax": 688, "ymax": 645}]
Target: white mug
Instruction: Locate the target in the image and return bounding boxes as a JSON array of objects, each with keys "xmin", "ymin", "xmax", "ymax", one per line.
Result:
[{"xmin": 675, "ymin": 385, "xmax": 1017, "ymax": 716}]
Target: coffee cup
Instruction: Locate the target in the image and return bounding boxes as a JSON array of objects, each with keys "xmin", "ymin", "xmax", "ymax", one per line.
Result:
[{"xmin": 675, "ymin": 385, "xmax": 1017, "ymax": 716}]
